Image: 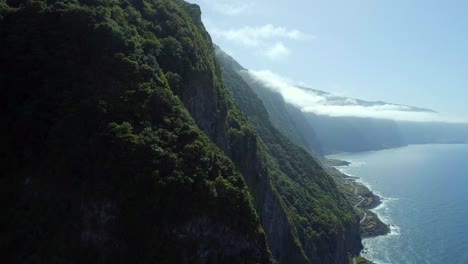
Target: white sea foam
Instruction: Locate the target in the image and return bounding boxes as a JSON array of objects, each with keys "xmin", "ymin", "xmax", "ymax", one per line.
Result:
[
  {"xmin": 332, "ymin": 158, "xmax": 403, "ymax": 263},
  {"xmin": 368, "ymin": 193, "xmax": 399, "ymax": 231},
  {"xmin": 354, "ymin": 177, "xmax": 373, "ymax": 190},
  {"xmin": 336, "ymin": 167, "xmax": 355, "ymax": 177},
  {"xmin": 333, "ymin": 160, "xmax": 367, "ymax": 176},
  {"xmin": 340, "ymin": 145, "xmax": 468, "ymax": 263},
  {"xmin": 342, "ymin": 164, "xmax": 401, "ymax": 264}
]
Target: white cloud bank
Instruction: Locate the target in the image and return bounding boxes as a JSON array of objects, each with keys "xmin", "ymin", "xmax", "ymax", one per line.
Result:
[{"xmin": 247, "ymin": 70, "xmax": 468, "ymax": 123}]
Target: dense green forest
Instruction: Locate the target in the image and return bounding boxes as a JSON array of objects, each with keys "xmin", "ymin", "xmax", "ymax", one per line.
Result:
[
  {"xmin": 1, "ymin": 0, "xmax": 273, "ymax": 262},
  {"xmin": 235, "ymin": 68, "xmax": 324, "ymax": 156},
  {"xmin": 2, "ymin": 0, "xmax": 362, "ymax": 263}
]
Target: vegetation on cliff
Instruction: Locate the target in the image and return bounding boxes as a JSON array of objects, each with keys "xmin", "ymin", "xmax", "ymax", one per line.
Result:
[
  {"xmin": 1, "ymin": 0, "xmax": 371, "ymax": 263},
  {"xmin": 1, "ymin": 0, "xmax": 273, "ymax": 262},
  {"xmin": 216, "ymin": 47, "xmax": 362, "ymax": 263}
]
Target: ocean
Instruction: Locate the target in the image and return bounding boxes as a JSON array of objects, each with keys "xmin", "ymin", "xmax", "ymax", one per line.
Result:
[{"xmin": 331, "ymin": 144, "xmax": 468, "ymax": 264}]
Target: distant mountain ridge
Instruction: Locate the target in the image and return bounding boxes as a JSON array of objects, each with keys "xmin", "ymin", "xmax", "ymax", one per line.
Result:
[
  {"xmin": 293, "ymin": 86, "xmax": 468, "ymax": 153},
  {"xmin": 217, "ymin": 49, "xmax": 468, "ymax": 155},
  {"xmin": 295, "ymin": 86, "xmax": 436, "ymax": 113}
]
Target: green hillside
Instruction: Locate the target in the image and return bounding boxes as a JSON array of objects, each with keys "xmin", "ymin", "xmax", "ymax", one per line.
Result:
[
  {"xmin": 2, "ymin": 0, "xmax": 364, "ymax": 263},
  {"xmin": 216, "ymin": 46, "xmax": 362, "ymax": 264},
  {"xmin": 1, "ymin": 1, "xmax": 272, "ymax": 262},
  {"xmin": 235, "ymin": 68, "xmax": 323, "ymax": 155}
]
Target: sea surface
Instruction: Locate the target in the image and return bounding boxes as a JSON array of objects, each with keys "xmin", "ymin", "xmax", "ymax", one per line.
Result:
[{"xmin": 331, "ymin": 144, "xmax": 468, "ymax": 264}]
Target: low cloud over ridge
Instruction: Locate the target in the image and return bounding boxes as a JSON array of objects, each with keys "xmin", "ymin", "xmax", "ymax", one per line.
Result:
[{"xmin": 247, "ymin": 70, "xmax": 468, "ymax": 123}]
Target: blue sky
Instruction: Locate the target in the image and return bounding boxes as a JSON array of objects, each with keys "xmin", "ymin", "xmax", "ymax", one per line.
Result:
[{"xmin": 189, "ymin": 0, "xmax": 468, "ymax": 119}]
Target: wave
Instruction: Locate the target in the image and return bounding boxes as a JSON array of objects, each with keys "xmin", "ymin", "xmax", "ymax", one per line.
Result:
[
  {"xmin": 337, "ymin": 160, "xmax": 402, "ymax": 264},
  {"xmin": 335, "ymin": 167, "xmax": 355, "ymax": 177}
]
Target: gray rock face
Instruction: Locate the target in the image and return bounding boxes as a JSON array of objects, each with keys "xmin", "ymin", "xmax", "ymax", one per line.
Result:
[
  {"xmin": 178, "ymin": 72, "xmax": 303, "ymax": 262},
  {"xmin": 260, "ymin": 178, "xmax": 310, "ymax": 263},
  {"xmin": 179, "ymin": 71, "xmax": 231, "ymax": 155},
  {"xmin": 174, "ymin": 216, "xmax": 265, "ymax": 263}
]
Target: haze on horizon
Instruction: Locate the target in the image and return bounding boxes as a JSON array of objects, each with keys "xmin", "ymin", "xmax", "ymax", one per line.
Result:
[{"xmin": 189, "ymin": 0, "xmax": 468, "ymax": 122}]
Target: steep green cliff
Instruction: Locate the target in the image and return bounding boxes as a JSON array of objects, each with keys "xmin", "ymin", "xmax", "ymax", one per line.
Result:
[
  {"xmin": 216, "ymin": 47, "xmax": 362, "ymax": 263},
  {"xmin": 230, "ymin": 62, "xmax": 323, "ymax": 155},
  {"xmin": 1, "ymin": 0, "xmax": 272, "ymax": 262},
  {"xmin": 2, "ymin": 0, "xmax": 365, "ymax": 263}
]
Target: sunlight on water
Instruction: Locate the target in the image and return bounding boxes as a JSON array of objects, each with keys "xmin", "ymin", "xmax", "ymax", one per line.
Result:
[{"xmin": 333, "ymin": 144, "xmax": 468, "ymax": 264}]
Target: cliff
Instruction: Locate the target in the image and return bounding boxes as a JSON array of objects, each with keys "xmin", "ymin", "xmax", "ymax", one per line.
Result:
[
  {"xmin": 237, "ymin": 68, "xmax": 324, "ymax": 155},
  {"xmin": 1, "ymin": 1, "xmax": 272, "ymax": 262},
  {"xmin": 304, "ymin": 114, "xmax": 406, "ymax": 154},
  {"xmin": 1, "ymin": 0, "xmax": 367, "ymax": 263},
  {"xmin": 216, "ymin": 47, "xmax": 362, "ymax": 263}
]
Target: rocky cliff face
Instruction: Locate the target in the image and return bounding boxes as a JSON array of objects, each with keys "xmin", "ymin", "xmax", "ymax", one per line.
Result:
[
  {"xmin": 261, "ymin": 182, "xmax": 310, "ymax": 263},
  {"xmin": 169, "ymin": 10, "xmax": 312, "ymax": 264},
  {"xmin": 178, "ymin": 70, "xmax": 231, "ymax": 153}
]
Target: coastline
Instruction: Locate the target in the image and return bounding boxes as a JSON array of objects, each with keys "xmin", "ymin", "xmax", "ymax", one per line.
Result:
[
  {"xmin": 324, "ymin": 159, "xmax": 390, "ymax": 263},
  {"xmin": 328, "ymin": 165, "xmax": 390, "ymax": 238},
  {"xmin": 326, "ymin": 144, "xmax": 468, "ymax": 264}
]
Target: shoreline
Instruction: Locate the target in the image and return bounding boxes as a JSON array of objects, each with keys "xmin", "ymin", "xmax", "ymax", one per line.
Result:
[
  {"xmin": 325, "ymin": 144, "xmax": 468, "ymax": 264},
  {"xmin": 324, "ymin": 159, "xmax": 391, "ymax": 263},
  {"xmin": 332, "ymin": 166, "xmax": 390, "ymax": 238}
]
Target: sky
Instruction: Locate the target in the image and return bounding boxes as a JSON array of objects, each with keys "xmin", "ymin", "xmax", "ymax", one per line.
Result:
[{"xmin": 188, "ymin": 0, "xmax": 468, "ymax": 120}]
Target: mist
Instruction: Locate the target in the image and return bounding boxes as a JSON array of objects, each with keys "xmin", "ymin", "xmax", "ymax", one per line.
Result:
[{"xmin": 247, "ymin": 70, "xmax": 468, "ymax": 124}]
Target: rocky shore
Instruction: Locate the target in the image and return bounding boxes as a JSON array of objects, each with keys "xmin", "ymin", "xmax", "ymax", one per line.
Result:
[
  {"xmin": 324, "ymin": 160, "xmax": 390, "ymax": 238},
  {"xmin": 324, "ymin": 158, "xmax": 391, "ymax": 264},
  {"xmin": 360, "ymin": 210, "xmax": 390, "ymax": 238},
  {"xmin": 325, "ymin": 158, "xmax": 351, "ymax": 167}
]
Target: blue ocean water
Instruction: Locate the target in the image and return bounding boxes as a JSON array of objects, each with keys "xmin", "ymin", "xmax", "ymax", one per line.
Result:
[{"xmin": 331, "ymin": 144, "xmax": 468, "ymax": 264}]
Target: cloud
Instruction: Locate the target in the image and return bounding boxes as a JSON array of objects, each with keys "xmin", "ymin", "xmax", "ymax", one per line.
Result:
[
  {"xmin": 264, "ymin": 42, "xmax": 290, "ymax": 60},
  {"xmin": 300, "ymin": 104, "xmax": 467, "ymax": 123},
  {"xmin": 247, "ymin": 70, "xmax": 468, "ymax": 123},
  {"xmin": 212, "ymin": 24, "xmax": 312, "ymax": 47},
  {"xmin": 208, "ymin": 24, "xmax": 313, "ymax": 60}
]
